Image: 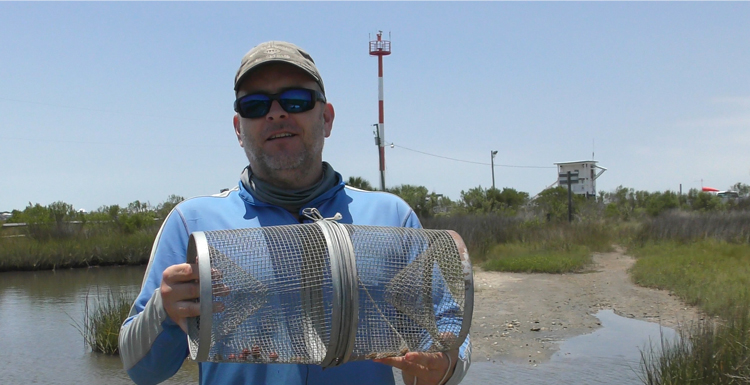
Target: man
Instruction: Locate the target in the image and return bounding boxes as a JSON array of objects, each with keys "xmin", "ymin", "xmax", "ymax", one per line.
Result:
[{"xmin": 119, "ymin": 41, "xmax": 471, "ymax": 385}]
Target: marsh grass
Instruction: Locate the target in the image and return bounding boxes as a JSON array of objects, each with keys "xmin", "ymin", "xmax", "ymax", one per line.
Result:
[
  {"xmin": 636, "ymin": 211, "xmax": 750, "ymax": 244},
  {"xmin": 482, "ymin": 243, "xmax": 593, "ymax": 273},
  {"xmin": 629, "ymin": 241, "xmax": 750, "ymax": 317},
  {"xmin": 422, "ymin": 214, "xmax": 523, "ymax": 262},
  {"xmin": 427, "ymin": 210, "xmax": 750, "ymax": 383},
  {"xmin": 424, "ymin": 214, "xmax": 615, "ymax": 272},
  {"xmin": 640, "ymin": 307, "xmax": 750, "ymax": 385},
  {"xmin": 632, "ymin": 238, "xmax": 750, "ymax": 384},
  {"xmin": 72, "ymin": 288, "xmax": 134, "ymax": 355},
  {"xmin": 0, "ymin": 231, "xmax": 154, "ymax": 271}
]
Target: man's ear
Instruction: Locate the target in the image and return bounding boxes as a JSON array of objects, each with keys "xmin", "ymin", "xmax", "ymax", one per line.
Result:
[
  {"xmin": 323, "ymin": 103, "xmax": 335, "ymax": 138},
  {"xmin": 233, "ymin": 114, "xmax": 243, "ymax": 146}
]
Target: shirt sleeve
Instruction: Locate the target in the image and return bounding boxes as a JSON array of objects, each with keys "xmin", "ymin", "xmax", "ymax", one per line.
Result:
[{"xmin": 118, "ymin": 208, "xmax": 192, "ymax": 384}]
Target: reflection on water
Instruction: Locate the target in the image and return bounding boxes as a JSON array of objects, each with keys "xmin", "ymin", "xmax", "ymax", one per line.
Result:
[
  {"xmin": 1, "ymin": 267, "xmax": 673, "ymax": 384},
  {"xmin": 0, "ymin": 266, "xmax": 198, "ymax": 385},
  {"xmin": 396, "ymin": 310, "xmax": 677, "ymax": 384},
  {"xmin": 555, "ymin": 309, "xmax": 677, "ymax": 362}
]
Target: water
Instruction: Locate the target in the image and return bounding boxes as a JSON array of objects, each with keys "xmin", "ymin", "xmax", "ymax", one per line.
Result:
[
  {"xmin": 0, "ymin": 267, "xmax": 675, "ymax": 384},
  {"xmin": 459, "ymin": 310, "xmax": 676, "ymax": 384},
  {"xmin": 0, "ymin": 266, "xmax": 198, "ymax": 385},
  {"xmin": 396, "ymin": 309, "xmax": 677, "ymax": 384}
]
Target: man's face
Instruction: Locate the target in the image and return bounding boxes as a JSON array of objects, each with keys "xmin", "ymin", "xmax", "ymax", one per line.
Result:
[{"xmin": 233, "ymin": 63, "xmax": 334, "ymax": 187}]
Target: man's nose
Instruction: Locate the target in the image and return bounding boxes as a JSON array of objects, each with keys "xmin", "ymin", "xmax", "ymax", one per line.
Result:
[{"xmin": 265, "ymin": 100, "xmax": 287, "ymax": 121}]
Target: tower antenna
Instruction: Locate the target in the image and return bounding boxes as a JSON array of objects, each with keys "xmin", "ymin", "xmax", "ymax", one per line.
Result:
[{"xmin": 369, "ymin": 31, "xmax": 391, "ymax": 191}]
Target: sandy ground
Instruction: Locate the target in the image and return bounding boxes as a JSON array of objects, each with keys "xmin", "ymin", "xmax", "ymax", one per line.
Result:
[{"xmin": 470, "ymin": 246, "xmax": 704, "ymax": 364}]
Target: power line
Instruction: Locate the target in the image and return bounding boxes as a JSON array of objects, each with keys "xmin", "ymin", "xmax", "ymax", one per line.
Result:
[
  {"xmin": 390, "ymin": 143, "xmax": 555, "ymax": 169},
  {"xmin": 1, "ymin": 95, "xmax": 557, "ymax": 168}
]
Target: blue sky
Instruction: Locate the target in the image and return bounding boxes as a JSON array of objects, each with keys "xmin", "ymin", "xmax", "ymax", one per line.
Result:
[{"xmin": 2, "ymin": 2, "xmax": 749, "ymax": 212}]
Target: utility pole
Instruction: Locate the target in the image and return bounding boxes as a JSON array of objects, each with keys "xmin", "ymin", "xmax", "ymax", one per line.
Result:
[
  {"xmin": 491, "ymin": 150, "xmax": 498, "ymax": 190},
  {"xmin": 372, "ymin": 123, "xmax": 385, "ymax": 190}
]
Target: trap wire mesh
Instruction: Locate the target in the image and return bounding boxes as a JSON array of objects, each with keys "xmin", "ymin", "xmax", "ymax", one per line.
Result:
[{"xmin": 186, "ymin": 214, "xmax": 473, "ymax": 368}]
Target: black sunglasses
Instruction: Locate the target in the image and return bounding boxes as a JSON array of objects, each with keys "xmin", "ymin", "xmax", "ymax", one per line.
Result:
[{"xmin": 234, "ymin": 88, "xmax": 327, "ymax": 119}]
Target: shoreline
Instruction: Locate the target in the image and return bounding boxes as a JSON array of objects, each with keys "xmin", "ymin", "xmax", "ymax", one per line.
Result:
[{"xmin": 469, "ymin": 248, "xmax": 703, "ymax": 364}]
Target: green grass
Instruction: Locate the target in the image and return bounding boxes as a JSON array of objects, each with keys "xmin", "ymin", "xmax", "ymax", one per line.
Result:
[
  {"xmin": 424, "ymin": 214, "xmax": 615, "ymax": 271},
  {"xmin": 72, "ymin": 288, "xmax": 135, "ymax": 355},
  {"xmin": 631, "ymin": 240, "xmax": 750, "ymax": 384},
  {"xmin": 629, "ymin": 240, "xmax": 750, "ymax": 317},
  {"xmin": 482, "ymin": 242, "xmax": 594, "ymax": 273},
  {"xmin": 0, "ymin": 231, "xmax": 154, "ymax": 271},
  {"xmin": 639, "ymin": 307, "xmax": 750, "ymax": 385}
]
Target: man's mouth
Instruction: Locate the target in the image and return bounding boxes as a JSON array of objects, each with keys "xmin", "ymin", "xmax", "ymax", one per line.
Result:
[{"xmin": 268, "ymin": 133, "xmax": 295, "ymax": 141}]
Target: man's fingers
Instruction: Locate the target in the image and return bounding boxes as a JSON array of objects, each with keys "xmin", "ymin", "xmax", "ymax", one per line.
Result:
[
  {"xmin": 169, "ymin": 298, "xmax": 201, "ymax": 316},
  {"xmin": 162, "ymin": 278, "xmax": 201, "ymax": 301},
  {"xmin": 373, "ymin": 352, "xmax": 441, "ymax": 370},
  {"xmin": 161, "ymin": 263, "xmax": 202, "ymax": 333},
  {"xmin": 163, "ymin": 263, "xmax": 199, "ymax": 284},
  {"xmin": 373, "ymin": 356, "xmax": 420, "ymax": 371},
  {"xmin": 164, "ymin": 297, "xmax": 201, "ymax": 333},
  {"xmin": 375, "ymin": 353, "xmax": 441, "ymax": 384},
  {"xmin": 404, "ymin": 351, "xmax": 446, "ymax": 369},
  {"xmin": 375, "ymin": 351, "xmax": 455, "ymax": 385}
]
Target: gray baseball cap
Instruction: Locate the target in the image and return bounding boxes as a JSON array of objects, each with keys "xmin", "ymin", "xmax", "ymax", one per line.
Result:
[{"xmin": 234, "ymin": 41, "xmax": 325, "ymax": 95}]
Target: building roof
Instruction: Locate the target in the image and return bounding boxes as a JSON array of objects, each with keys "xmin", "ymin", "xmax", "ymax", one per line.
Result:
[{"xmin": 553, "ymin": 160, "xmax": 599, "ymax": 165}]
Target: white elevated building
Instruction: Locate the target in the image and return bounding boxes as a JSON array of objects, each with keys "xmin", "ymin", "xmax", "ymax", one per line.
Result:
[{"xmin": 554, "ymin": 160, "xmax": 607, "ymax": 197}]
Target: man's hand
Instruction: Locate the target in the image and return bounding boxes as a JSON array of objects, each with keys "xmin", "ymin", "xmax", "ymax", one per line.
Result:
[
  {"xmin": 374, "ymin": 349, "xmax": 458, "ymax": 385},
  {"xmin": 160, "ymin": 263, "xmax": 201, "ymax": 333}
]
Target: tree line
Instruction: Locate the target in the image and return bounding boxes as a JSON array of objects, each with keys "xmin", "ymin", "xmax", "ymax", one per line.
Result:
[
  {"xmin": 2, "ymin": 179, "xmax": 749, "ymax": 241},
  {"xmin": 3, "ymin": 195, "xmax": 184, "ymax": 240},
  {"xmin": 346, "ymin": 177, "xmax": 750, "ymax": 221}
]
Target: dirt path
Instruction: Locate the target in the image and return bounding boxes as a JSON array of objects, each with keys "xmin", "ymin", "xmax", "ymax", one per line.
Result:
[{"xmin": 470, "ymin": 247, "xmax": 703, "ymax": 364}]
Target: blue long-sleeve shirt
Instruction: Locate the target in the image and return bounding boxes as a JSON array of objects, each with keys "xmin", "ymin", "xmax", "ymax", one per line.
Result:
[{"xmin": 119, "ymin": 174, "xmax": 471, "ymax": 385}]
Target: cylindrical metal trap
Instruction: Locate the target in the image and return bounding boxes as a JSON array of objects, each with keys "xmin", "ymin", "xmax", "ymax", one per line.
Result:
[{"xmin": 186, "ymin": 212, "xmax": 473, "ymax": 368}]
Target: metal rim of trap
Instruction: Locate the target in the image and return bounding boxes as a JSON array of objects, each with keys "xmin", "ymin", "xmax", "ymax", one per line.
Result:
[{"xmin": 186, "ymin": 219, "xmax": 474, "ymax": 367}]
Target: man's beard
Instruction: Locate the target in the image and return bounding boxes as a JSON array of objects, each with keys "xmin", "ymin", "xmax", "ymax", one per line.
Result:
[
  {"xmin": 245, "ymin": 124, "xmax": 325, "ymax": 173},
  {"xmin": 251, "ymin": 146, "xmax": 307, "ymax": 171}
]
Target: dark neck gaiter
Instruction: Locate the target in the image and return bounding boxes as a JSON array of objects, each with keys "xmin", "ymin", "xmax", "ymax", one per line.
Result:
[{"xmin": 240, "ymin": 162, "xmax": 338, "ymax": 214}]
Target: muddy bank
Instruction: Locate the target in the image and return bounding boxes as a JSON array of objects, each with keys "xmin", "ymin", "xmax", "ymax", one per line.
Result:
[{"xmin": 469, "ymin": 247, "xmax": 703, "ymax": 364}]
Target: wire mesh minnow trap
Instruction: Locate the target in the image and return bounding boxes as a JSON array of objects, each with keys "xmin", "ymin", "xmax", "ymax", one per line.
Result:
[{"xmin": 186, "ymin": 210, "xmax": 473, "ymax": 368}]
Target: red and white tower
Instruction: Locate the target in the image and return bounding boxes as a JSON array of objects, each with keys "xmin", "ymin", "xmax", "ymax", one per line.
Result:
[{"xmin": 369, "ymin": 31, "xmax": 391, "ymax": 191}]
